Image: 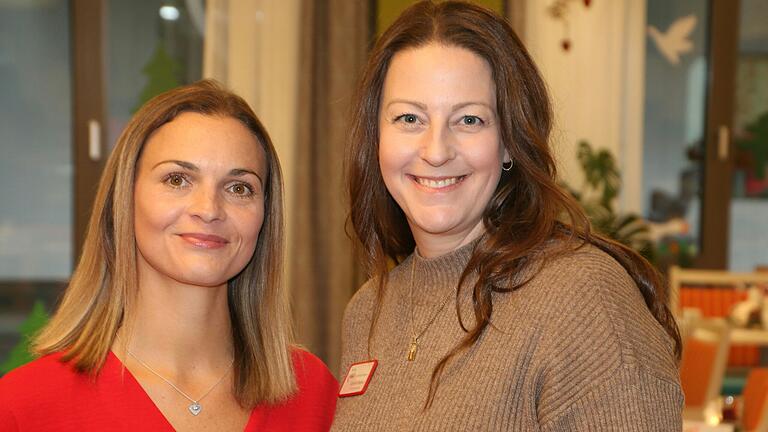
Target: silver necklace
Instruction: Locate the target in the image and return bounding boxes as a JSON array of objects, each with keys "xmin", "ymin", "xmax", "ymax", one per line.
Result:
[{"xmin": 126, "ymin": 349, "xmax": 234, "ymax": 416}]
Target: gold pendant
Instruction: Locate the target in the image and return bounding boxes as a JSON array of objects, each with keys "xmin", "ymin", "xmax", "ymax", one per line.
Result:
[{"xmin": 407, "ymin": 338, "xmax": 418, "ymax": 361}]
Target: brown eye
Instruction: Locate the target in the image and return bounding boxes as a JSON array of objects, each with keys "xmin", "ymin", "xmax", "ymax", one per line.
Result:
[
  {"xmin": 169, "ymin": 174, "xmax": 184, "ymax": 187},
  {"xmin": 227, "ymin": 182, "xmax": 254, "ymax": 197},
  {"xmin": 163, "ymin": 173, "xmax": 189, "ymax": 189}
]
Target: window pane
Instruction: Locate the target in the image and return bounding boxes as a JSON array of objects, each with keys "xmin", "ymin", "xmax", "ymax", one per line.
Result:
[
  {"xmin": 729, "ymin": 0, "xmax": 768, "ymax": 271},
  {"xmin": 0, "ymin": 0, "xmax": 71, "ymax": 371},
  {"xmin": 0, "ymin": 0, "xmax": 72, "ymax": 279},
  {"xmin": 643, "ymin": 0, "xmax": 710, "ymax": 268},
  {"xmin": 106, "ymin": 0, "xmax": 205, "ymax": 149}
]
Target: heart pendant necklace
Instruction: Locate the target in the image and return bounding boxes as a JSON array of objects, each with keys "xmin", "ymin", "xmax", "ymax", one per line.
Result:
[{"xmin": 127, "ymin": 349, "xmax": 234, "ymax": 416}]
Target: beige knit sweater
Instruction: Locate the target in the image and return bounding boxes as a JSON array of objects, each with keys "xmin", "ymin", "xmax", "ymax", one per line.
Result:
[{"xmin": 332, "ymin": 240, "xmax": 683, "ymax": 431}]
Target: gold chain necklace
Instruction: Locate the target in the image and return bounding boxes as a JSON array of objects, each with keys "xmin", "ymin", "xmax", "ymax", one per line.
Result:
[
  {"xmin": 126, "ymin": 348, "xmax": 234, "ymax": 416},
  {"xmin": 407, "ymin": 256, "xmax": 457, "ymax": 361}
]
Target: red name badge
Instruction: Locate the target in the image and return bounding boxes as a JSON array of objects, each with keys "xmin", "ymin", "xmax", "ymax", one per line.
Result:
[{"xmin": 338, "ymin": 360, "xmax": 378, "ymax": 397}]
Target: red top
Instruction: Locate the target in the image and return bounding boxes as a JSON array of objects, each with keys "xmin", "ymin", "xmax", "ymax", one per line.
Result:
[{"xmin": 0, "ymin": 349, "xmax": 338, "ymax": 431}]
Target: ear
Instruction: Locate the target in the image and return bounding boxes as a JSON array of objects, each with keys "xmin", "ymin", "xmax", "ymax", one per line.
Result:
[{"xmin": 503, "ymin": 148, "xmax": 511, "ymax": 164}]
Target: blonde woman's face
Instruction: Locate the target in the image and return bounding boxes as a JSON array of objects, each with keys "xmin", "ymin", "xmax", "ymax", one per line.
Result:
[
  {"xmin": 133, "ymin": 112, "xmax": 267, "ymax": 289},
  {"xmin": 378, "ymin": 43, "xmax": 508, "ymax": 255}
]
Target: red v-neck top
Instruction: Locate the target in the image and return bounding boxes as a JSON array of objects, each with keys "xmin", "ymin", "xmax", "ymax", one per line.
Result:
[{"xmin": 0, "ymin": 349, "xmax": 338, "ymax": 431}]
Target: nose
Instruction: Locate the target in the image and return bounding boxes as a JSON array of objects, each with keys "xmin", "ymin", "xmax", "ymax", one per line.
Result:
[
  {"xmin": 419, "ymin": 123, "xmax": 456, "ymax": 167},
  {"xmin": 188, "ymin": 185, "xmax": 225, "ymax": 223}
]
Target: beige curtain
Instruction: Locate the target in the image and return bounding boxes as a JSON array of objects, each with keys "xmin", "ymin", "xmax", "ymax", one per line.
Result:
[
  {"xmin": 291, "ymin": 0, "xmax": 371, "ymax": 374},
  {"xmin": 203, "ymin": 0, "xmax": 364, "ymax": 372}
]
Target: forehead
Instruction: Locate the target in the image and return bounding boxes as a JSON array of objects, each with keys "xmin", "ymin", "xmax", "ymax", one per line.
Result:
[
  {"xmin": 381, "ymin": 43, "xmax": 496, "ymax": 107},
  {"xmin": 139, "ymin": 112, "xmax": 267, "ymax": 171}
]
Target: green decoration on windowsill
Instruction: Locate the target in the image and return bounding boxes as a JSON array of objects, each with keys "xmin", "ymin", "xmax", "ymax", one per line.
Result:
[
  {"xmin": 0, "ymin": 300, "xmax": 49, "ymax": 374},
  {"xmin": 134, "ymin": 44, "xmax": 181, "ymax": 112},
  {"xmin": 736, "ymin": 111, "xmax": 768, "ymax": 180}
]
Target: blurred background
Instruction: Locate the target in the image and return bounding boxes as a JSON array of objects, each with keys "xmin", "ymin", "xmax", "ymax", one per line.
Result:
[{"xmin": 0, "ymin": 0, "xmax": 766, "ymax": 429}]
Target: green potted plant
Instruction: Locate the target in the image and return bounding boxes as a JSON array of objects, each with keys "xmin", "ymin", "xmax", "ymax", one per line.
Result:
[{"xmin": 564, "ymin": 141, "xmax": 655, "ymax": 261}]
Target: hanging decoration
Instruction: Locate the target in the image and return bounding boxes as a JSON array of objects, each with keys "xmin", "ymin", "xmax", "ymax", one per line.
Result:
[
  {"xmin": 647, "ymin": 14, "xmax": 697, "ymax": 66},
  {"xmin": 547, "ymin": 0, "xmax": 592, "ymax": 52}
]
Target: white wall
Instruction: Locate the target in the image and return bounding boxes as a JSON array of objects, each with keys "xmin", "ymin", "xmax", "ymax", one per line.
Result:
[{"xmin": 522, "ymin": 0, "xmax": 646, "ymax": 213}]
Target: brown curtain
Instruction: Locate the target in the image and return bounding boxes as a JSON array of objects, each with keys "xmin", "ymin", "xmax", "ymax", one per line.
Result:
[
  {"xmin": 507, "ymin": 0, "xmax": 526, "ymax": 41},
  {"xmin": 291, "ymin": 0, "xmax": 372, "ymax": 375}
]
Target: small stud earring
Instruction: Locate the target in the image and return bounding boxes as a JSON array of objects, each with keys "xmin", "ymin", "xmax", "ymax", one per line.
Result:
[{"xmin": 502, "ymin": 160, "xmax": 513, "ymax": 171}]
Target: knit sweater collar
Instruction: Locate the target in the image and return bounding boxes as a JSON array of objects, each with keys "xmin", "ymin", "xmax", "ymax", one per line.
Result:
[{"xmin": 404, "ymin": 237, "xmax": 480, "ymax": 303}]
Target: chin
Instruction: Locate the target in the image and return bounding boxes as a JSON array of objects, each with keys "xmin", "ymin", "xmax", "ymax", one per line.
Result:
[
  {"xmin": 412, "ymin": 216, "xmax": 464, "ymax": 237},
  {"xmin": 174, "ymin": 269, "xmax": 231, "ymax": 288}
]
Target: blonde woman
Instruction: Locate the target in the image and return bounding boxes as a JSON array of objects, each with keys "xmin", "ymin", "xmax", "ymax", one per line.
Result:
[{"xmin": 0, "ymin": 80, "xmax": 337, "ymax": 431}]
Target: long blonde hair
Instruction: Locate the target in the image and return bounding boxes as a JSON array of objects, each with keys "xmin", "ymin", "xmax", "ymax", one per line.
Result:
[{"xmin": 34, "ymin": 79, "xmax": 296, "ymax": 406}]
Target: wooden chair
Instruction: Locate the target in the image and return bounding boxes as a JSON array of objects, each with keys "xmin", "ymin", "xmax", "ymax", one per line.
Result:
[
  {"xmin": 680, "ymin": 318, "xmax": 731, "ymax": 421},
  {"xmin": 742, "ymin": 368, "xmax": 768, "ymax": 432},
  {"xmin": 669, "ymin": 266, "xmax": 768, "ymax": 367},
  {"xmin": 669, "ymin": 266, "xmax": 768, "ymax": 316}
]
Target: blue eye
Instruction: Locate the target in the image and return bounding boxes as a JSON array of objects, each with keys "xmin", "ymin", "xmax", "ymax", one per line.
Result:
[
  {"xmin": 394, "ymin": 113, "xmax": 420, "ymax": 125},
  {"xmin": 461, "ymin": 115, "xmax": 483, "ymax": 126}
]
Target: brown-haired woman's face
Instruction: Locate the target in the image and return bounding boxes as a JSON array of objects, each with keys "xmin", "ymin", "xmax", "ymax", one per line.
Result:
[
  {"xmin": 133, "ymin": 112, "xmax": 267, "ymax": 288},
  {"xmin": 378, "ymin": 43, "xmax": 509, "ymax": 250}
]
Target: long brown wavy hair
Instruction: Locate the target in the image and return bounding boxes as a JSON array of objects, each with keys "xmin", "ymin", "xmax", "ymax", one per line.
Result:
[
  {"xmin": 35, "ymin": 80, "xmax": 296, "ymax": 406},
  {"xmin": 346, "ymin": 0, "xmax": 681, "ymax": 408}
]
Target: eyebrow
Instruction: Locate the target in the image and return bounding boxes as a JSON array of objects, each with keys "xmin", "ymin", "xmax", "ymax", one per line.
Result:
[
  {"xmin": 450, "ymin": 101, "xmax": 495, "ymax": 111},
  {"xmin": 384, "ymin": 99, "xmax": 494, "ymax": 111},
  {"xmin": 384, "ymin": 99, "xmax": 427, "ymax": 110},
  {"xmin": 153, "ymin": 160, "xmax": 264, "ymax": 186}
]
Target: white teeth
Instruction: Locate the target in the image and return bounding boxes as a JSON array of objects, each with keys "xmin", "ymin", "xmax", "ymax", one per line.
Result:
[{"xmin": 415, "ymin": 177, "xmax": 460, "ymax": 188}]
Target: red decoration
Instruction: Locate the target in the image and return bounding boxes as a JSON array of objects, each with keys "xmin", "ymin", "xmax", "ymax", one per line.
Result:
[{"xmin": 548, "ymin": 0, "xmax": 593, "ymax": 52}]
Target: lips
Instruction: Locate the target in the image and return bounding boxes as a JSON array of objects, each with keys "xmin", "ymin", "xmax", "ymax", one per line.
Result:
[
  {"xmin": 409, "ymin": 175, "xmax": 467, "ymax": 190},
  {"xmin": 178, "ymin": 233, "xmax": 229, "ymax": 249}
]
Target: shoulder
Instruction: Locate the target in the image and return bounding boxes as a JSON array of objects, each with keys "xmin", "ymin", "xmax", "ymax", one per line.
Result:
[
  {"xmin": 290, "ymin": 348, "xmax": 338, "ymax": 403},
  {"xmin": 343, "ymin": 257, "xmax": 417, "ymax": 324},
  {"xmin": 537, "ymin": 242, "xmax": 636, "ymax": 294},
  {"xmin": 342, "ymin": 262, "xmax": 410, "ymax": 327},
  {"xmin": 252, "ymin": 349, "xmax": 336, "ymax": 430},
  {"xmin": 529, "ymin": 243, "xmax": 653, "ymax": 322},
  {"xmin": 342, "ymin": 278, "xmax": 378, "ymax": 326},
  {"xmin": 0, "ymin": 353, "xmax": 77, "ymax": 428},
  {"xmin": 291, "ymin": 349, "xmax": 336, "ymax": 388},
  {"xmin": 521, "ymin": 243, "xmax": 679, "ymax": 384},
  {"xmin": 0, "ymin": 353, "xmax": 73, "ymax": 398},
  {"xmin": 338, "ymin": 278, "xmax": 380, "ymax": 379},
  {"xmin": 510, "ymin": 244, "xmax": 682, "ymax": 419}
]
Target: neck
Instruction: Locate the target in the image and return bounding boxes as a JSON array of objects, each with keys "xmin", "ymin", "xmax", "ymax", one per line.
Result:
[
  {"xmin": 412, "ymin": 223, "xmax": 485, "ymax": 259},
  {"xmin": 116, "ymin": 272, "xmax": 234, "ymax": 372}
]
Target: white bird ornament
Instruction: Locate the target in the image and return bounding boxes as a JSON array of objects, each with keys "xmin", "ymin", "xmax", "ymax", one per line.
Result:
[{"xmin": 647, "ymin": 14, "xmax": 697, "ymax": 65}]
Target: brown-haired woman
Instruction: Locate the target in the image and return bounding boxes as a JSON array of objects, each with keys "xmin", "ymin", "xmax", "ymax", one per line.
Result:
[
  {"xmin": 333, "ymin": 1, "xmax": 682, "ymax": 430},
  {"xmin": 0, "ymin": 80, "xmax": 337, "ymax": 431}
]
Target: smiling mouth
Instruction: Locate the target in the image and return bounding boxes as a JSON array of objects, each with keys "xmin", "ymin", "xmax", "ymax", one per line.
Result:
[
  {"xmin": 178, "ymin": 233, "xmax": 229, "ymax": 249},
  {"xmin": 410, "ymin": 175, "xmax": 467, "ymax": 189}
]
